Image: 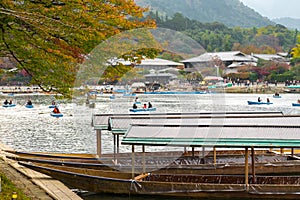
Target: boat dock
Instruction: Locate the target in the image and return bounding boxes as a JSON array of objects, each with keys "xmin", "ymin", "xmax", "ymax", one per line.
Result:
[{"xmin": 0, "ymin": 143, "xmax": 83, "ymax": 200}]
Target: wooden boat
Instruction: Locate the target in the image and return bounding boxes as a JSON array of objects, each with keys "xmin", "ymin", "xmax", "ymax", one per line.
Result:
[
  {"xmin": 129, "ymin": 107, "xmax": 156, "ymax": 112},
  {"xmin": 7, "ymin": 150, "xmax": 300, "ymax": 175},
  {"xmin": 4, "ymin": 150, "xmax": 99, "ymax": 160},
  {"xmin": 292, "ymin": 103, "xmax": 300, "ymax": 107},
  {"xmin": 247, "ymin": 101, "xmax": 273, "ymax": 105},
  {"xmin": 3, "ymin": 104, "xmax": 16, "ymax": 107},
  {"xmin": 50, "ymin": 112, "xmax": 63, "ymax": 118},
  {"xmin": 19, "ymin": 161, "xmax": 300, "ymax": 199}
]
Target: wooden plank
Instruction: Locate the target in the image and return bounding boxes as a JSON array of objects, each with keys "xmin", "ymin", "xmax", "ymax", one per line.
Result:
[{"xmin": 6, "ymin": 159, "xmax": 82, "ymax": 200}]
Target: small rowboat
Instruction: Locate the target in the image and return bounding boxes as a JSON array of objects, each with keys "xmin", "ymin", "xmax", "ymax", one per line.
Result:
[
  {"xmin": 292, "ymin": 103, "xmax": 300, "ymax": 107},
  {"xmin": 3, "ymin": 104, "xmax": 16, "ymax": 107},
  {"xmin": 50, "ymin": 112, "xmax": 63, "ymax": 118},
  {"xmin": 25, "ymin": 104, "xmax": 34, "ymax": 108},
  {"xmin": 247, "ymin": 101, "xmax": 273, "ymax": 105},
  {"xmin": 273, "ymin": 95, "xmax": 282, "ymax": 98},
  {"xmin": 48, "ymin": 105, "xmax": 58, "ymax": 108},
  {"xmin": 123, "ymin": 93, "xmax": 136, "ymax": 97},
  {"xmin": 129, "ymin": 107, "xmax": 156, "ymax": 112}
]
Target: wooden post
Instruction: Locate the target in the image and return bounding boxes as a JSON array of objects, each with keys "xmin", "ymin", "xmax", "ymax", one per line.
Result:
[
  {"xmin": 251, "ymin": 147, "xmax": 256, "ymax": 184},
  {"xmin": 96, "ymin": 130, "xmax": 102, "ymax": 156},
  {"xmin": 202, "ymin": 146, "xmax": 205, "ymax": 164},
  {"xmin": 113, "ymin": 134, "xmax": 116, "ymax": 163},
  {"xmin": 292, "ymin": 148, "xmax": 294, "ymax": 157},
  {"xmin": 117, "ymin": 134, "xmax": 120, "ymax": 154},
  {"xmin": 142, "ymin": 145, "xmax": 145, "ymax": 173},
  {"xmin": 213, "ymin": 147, "xmax": 217, "ymax": 166},
  {"xmin": 132, "ymin": 145, "xmax": 135, "ymax": 179},
  {"xmin": 192, "ymin": 147, "xmax": 195, "ymax": 157},
  {"xmin": 245, "ymin": 148, "xmax": 249, "ymax": 188}
]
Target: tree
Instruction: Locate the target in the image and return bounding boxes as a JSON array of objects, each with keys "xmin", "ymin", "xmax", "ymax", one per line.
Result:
[
  {"xmin": 292, "ymin": 36, "xmax": 300, "ymax": 58},
  {"xmin": 0, "ymin": 1, "xmax": 156, "ymax": 97}
]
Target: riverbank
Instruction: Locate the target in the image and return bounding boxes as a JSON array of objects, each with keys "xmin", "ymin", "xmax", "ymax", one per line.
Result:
[{"xmin": 0, "ymin": 143, "xmax": 83, "ymax": 200}]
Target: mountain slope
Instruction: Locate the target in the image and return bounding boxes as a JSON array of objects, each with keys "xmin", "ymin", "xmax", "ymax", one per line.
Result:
[
  {"xmin": 273, "ymin": 17, "xmax": 300, "ymax": 30},
  {"xmin": 135, "ymin": 0, "xmax": 274, "ymax": 28}
]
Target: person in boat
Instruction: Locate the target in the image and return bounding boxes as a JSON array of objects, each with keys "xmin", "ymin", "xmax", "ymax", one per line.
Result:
[
  {"xmin": 27, "ymin": 99, "xmax": 32, "ymax": 105},
  {"xmin": 135, "ymin": 97, "xmax": 139, "ymax": 102},
  {"xmin": 274, "ymin": 92, "xmax": 280, "ymax": 96},
  {"xmin": 148, "ymin": 102, "xmax": 152, "ymax": 108},
  {"xmin": 53, "ymin": 106, "xmax": 60, "ymax": 114},
  {"xmin": 267, "ymin": 98, "xmax": 270, "ymax": 103},
  {"xmin": 132, "ymin": 103, "xmax": 137, "ymax": 109},
  {"xmin": 258, "ymin": 97, "xmax": 261, "ymax": 102},
  {"xmin": 3, "ymin": 99, "xmax": 9, "ymax": 105},
  {"xmin": 298, "ymin": 99, "xmax": 300, "ymax": 104},
  {"xmin": 9, "ymin": 100, "xmax": 13, "ymax": 105},
  {"xmin": 51, "ymin": 100, "xmax": 56, "ymax": 105},
  {"xmin": 143, "ymin": 103, "xmax": 147, "ymax": 109}
]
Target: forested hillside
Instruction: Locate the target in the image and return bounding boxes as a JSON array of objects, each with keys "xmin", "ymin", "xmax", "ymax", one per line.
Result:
[
  {"xmin": 146, "ymin": 12, "xmax": 298, "ymax": 56},
  {"xmin": 136, "ymin": 0, "xmax": 274, "ymax": 28}
]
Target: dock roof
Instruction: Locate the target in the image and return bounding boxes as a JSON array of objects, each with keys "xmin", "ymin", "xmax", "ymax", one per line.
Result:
[{"xmin": 122, "ymin": 123, "xmax": 300, "ymax": 148}]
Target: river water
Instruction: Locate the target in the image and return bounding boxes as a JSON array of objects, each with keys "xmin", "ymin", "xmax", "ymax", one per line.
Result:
[{"xmin": 1, "ymin": 92, "xmax": 300, "ymax": 199}]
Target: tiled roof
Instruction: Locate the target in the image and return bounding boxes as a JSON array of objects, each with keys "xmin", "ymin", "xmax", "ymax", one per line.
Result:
[{"xmin": 181, "ymin": 51, "xmax": 255, "ymax": 63}]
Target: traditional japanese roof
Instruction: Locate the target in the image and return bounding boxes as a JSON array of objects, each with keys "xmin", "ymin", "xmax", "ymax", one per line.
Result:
[
  {"xmin": 252, "ymin": 54, "xmax": 286, "ymax": 61},
  {"xmin": 109, "ymin": 58, "xmax": 184, "ymax": 67},
  {"xmin": 181, "ymin": 51, "xmax": 255, "ymax": 63},
  {"xmin": 122, "ymin": 122, "xmax": 300, "ymax": 148}
]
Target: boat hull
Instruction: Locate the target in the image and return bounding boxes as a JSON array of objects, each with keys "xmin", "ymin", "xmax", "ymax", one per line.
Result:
[
  {"xmin": 292, "ymin": 103, "xmax": 300, "ymax": 107},
  {"xmin": 272, "ymin": 95, "xmax": 281, "ymax": 98},
  {"xmin": 129, "ymin": 108, "xmax": 156, "ymax": 112},
  {"xmin": 247, "ymin": 101, "xmax": 273, "ymax": 105},
  {"xmin": 19, "ymin": 162, "xmax": 300, "ymax": 199},
  {"xmin": 3, "ymin": 104, "xmax": 16, "ymax": 107},
  {"xmin": 50, "ymin": 112, "xmax": 63, "ymax": 118},
  {"xmin": 25, "ymin": 104, "xmax": 34, "ymax": 108}
]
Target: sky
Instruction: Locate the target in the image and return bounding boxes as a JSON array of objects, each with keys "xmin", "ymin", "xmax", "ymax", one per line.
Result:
[{"xmin": 239, "ymin": 0, "xmax": 300, "ymax": 19}]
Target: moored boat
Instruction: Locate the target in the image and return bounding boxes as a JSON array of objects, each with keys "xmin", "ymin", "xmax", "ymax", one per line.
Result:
[
  {"xmin": 292, "ymin": 103, "xmax": 300, "ymax": 107},
  {"xmin": 19, "ymin": 161, "xmax": 300, "ymax": 199}
]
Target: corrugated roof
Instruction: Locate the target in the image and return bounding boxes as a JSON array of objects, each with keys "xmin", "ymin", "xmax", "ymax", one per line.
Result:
[{"xmin": 122, "ymin": 124, "xmax": 300, "ymax": 148}]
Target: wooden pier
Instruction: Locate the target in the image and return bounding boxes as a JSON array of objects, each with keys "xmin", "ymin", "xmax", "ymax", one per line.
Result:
[{"xmin": 0, "ymin": 143, "xmax": 83, "ymax": 200}]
